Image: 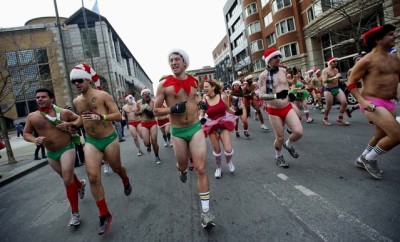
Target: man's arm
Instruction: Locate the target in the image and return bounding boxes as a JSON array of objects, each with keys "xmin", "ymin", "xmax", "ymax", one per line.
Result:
[
  {"xmin": 23, "ymin": 115, "xmax": 40, "ymax": 144},
  {"xmin": 153, "ymin": 82, "xmax": 171, "ymax": 116}
]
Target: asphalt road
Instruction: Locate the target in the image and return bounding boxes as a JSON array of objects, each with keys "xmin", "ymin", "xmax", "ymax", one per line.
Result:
[{"xmin": 0, "ymin": 105, "xmax": 399, "ymax": 242}]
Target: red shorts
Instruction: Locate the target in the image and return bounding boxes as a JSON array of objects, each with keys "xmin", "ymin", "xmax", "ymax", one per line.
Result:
[
  {"xmin": 157, "ymin": 118, "xmax": 170, "ymax": 127},
  {"xmin": 128, "ymin": 120, "xmax": 141, "ymax": 127},
  {"xmin": 266, "ymin": 103, "xmax": 293, "ymax": 120},
  {"xmin": 141, "ymin": 120, "xmax": 157, "ymax": 130}
]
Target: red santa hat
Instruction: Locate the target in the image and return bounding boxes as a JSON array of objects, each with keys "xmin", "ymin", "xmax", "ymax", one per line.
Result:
[
  {"xmin": 141, "ymin": 87, "xmax": 151, "ymax": 96},
  {"xmin": 244, "ymin": 74, "xmax": 253, "ymax": 81},
  {"xmin": 306, "ymin": 69, "xmax": 314, "ymax": 75},
  {"xmin": 262, "ymin": 48, "xmax": 283, "ymax": 65},
  {"xmin": 313, "ymin": 68, "xmax": 321, "ymax": 74},
  {"xmin": 125, "ymin": 94, "xmax": 135, "ymax": 103},
  {"xmin": 70, "ymin": 63, "xmax": 102, "ymax": 90},
  {"xmin": 232, "ymin": 80, "xmax": 241, "ymax": 86},
  {"xmin": 363, "ymin": 24, "xmax": 396, "ymax": 48},
  {"xmin": 168, "ymin": 48, "xmax": 190, "ymax": 67},
  {"xmin": 327, "ymin": 57, "xmax": 338, "ymax": 65}
]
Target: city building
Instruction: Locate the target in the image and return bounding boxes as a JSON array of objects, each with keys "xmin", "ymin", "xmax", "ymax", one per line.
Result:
[
  {"xmin": 0, "ymin": 7, "xmax": 152, "ymax": 124},
  {"xmin": 218, "ymin": 0, "xmax": 399, "ymax": 80}
]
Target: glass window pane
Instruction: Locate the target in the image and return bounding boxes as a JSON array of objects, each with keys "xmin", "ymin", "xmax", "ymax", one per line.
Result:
[
  {"xmin": 6, "ymin": 52, "xmax": 17, "ymax": 67},
  {"xmin": 19, "ymin": 50, "xmax": 35, "ymax": 65}
]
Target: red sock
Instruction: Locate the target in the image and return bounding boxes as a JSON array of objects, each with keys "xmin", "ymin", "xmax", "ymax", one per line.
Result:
[
  {"xmin": 122, "ymin": 176, "xmax": 129, "ymax": 186},
  {"xmin": 96, "ymin": 199, "xmax": 109, "ymax": 216},
  {"xmin": 66, "ymin": 183, "xmax": 79, "ymax": 212},
  {"xmin": 73, "ymin": 174, "xmax": 82, "ymax": 189}
]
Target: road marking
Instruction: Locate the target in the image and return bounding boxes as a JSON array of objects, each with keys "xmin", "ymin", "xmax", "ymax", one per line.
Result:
[
  {"xmin": 294, "ymin": 185, "xmax": 316, "ymax": 196},
  {"xmin": 277, "ymin": 173, "xmax": 288, "ymax": 181}
]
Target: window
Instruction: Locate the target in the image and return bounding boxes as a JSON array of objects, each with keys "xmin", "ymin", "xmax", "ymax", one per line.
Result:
[
  {"xmin": 6, "ymin": 48, "xmax": 53, "ymax": 118},
  {"xmin": 260, "ymin": 0, "xmax": 269, "ymax": 8},
  {"xmin": 276, "ymin": 18, "xmax": 295, "ymax": 36},
  {"xmin": 80, "ymin": 27, "xmax": 100, "ymax": 59},
  {"xmin": 264, "ymin": 13, "xmax": 273, "ymax": 27},
  {"xmin": 250, "ymin": 40, "xmax": 264, "ymax": 53},
  {"xmin": 307, "ymin": 1, "xmax": 323, "ymax": 23},
  {"xmin": 247, "ymin": 21, "xmax": 261, "ymax": 35},
  {"xmin": 279, "ymin": 42, "xmax": 298, "ymax": 58},
  {"xmin": 272, "ymin": 0, "xmax": 291, "ymax": 13},
  {"xmin": 245, "ymin": 3, "xmax": 258, "ymax": 17},
  {"xmin": 253, "ymin": 59, "xmax": 265, "ymax": 71},
  {"xmin": 321, "ymin": 0, "xmax": 341, "ymax": 12},
  {"xmin": 266, "ymin": 33, "xmax": 276, "ymax": 47}
]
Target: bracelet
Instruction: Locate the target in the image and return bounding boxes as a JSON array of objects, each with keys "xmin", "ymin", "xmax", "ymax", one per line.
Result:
[
  {"xmin": 102, "ymin": 114, "xmax": 107, "ymax": 120},
  {"xmin": 347, "ymin": 83, "xmax": 358, "ymax": 91}
]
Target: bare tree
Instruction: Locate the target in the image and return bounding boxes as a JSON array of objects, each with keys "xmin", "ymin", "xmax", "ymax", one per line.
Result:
[{"xmin": 0, "ymin": 30, "xmax": 57, "ymax": 164}]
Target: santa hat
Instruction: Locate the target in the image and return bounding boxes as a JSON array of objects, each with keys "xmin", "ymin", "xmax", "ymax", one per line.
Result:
[
  {"xmin": 125, "ymin": 94, "xmax": 135, "ymax": 103},
  {"xmin": 363, "ymin": 24, "xmax": 396, "ymax": 48},
  {"xmin": 141, "ymin": 87, "xmax": 151, "ymax": 96},
  {"xmin": 306, "ymin": 69, "xmax": 314, "ymax": 75},
  {"xmin": 313, "ymin": 68, "xmax": 321, "ymax": 74},
  {"xmin": 70, "ymin": 63, "xmax": 101, "ymax": 90},
  {"xmin": 232, "ymin": 80, "xmax": 241, "ymax": 86},
  {"xmin": 168, "ymin": 48, "xmax": 190, "ymax": 67},
  {"xmin": 327, "ymin": 57, "xmax": 338, "ymax": 65},
  {"xmin": 244, "ymin": 74, "xmax": 253, "ymax": 81},
  {"xmin": 262, "ymin": 48, "xmax": 283, "ymax": 65}
]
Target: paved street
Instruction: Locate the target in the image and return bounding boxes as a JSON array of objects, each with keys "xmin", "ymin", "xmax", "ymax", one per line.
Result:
[{"xmin": 0, "ymin": 106, "xmax": 399, "ymax": 242}]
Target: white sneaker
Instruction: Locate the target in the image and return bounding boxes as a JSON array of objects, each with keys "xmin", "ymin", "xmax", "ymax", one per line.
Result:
[
  {"xmin": 306, "ymin": 117, "xmax": 314, "ymax": 123},
  {"xmin": 261, "ymin": 124, "xmax": 269, "ymax": 130},
  {"xmin": 169, "ymin": 141, "xmax": 173, "ymax": 147},
  {"xmin": 103, "ymin": 164, "xmax": 110, "ymax": 174},
  {"xmin": 214, "ymin": 167, "xmax": 222, "ymax": 179},
  {"xmin": 164, "ymin": 143, "xmax": 168, "ymax": 147},
  {"xmin": 228, "ymin": 161, "xmax": 235, "ymax": 173},
  {"xmin": 68, "ymin": 212, "xmax": 81, "ymax": 226}
]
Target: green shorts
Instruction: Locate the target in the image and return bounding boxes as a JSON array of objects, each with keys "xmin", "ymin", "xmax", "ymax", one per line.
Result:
[
  {"xmin": 47, "ymin": 143, "xmax": 75, "ymax": 161},
  {"xmin": 85, "ymin": 131, "xmax": 117, "ymax": 152},
  {"xmin": 170, "ymin": 121, "xmax": 202, "ymax": 142}
]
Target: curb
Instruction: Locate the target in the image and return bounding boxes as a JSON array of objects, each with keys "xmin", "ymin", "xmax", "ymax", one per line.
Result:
[{"xmin": 0, "ymin": 160, "xmax": 48, "ymax": 188}]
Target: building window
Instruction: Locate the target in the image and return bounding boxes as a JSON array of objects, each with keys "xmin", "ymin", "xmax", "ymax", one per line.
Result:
[
  {"xmin": 248, "ymin": 21, "xmax": 261, "ymax": 35},
  {"xmin": 80, "ymin": 27, "xmax": 100, "ymax": 59},
  {"xmin": 253, "ymin": 59, "xmax": 265, "ymax": 71},
  {"xmin": 245, "ymin": 2, "xmax": 258, "ymax": 17},
  {"xmin": 6, "ymin": 48, "xmax": 53, "ymax": 118},
  {"xmin": 307, "ymin": 1, "xmax": 323, "ymax": 23},
  {"xmin": 261, "ymin": 0, "xmax": 270, "ymax": 8},
  {"xmin": 264, "ymin": 12, "xmax": 273, "ymax": 27},
  {"xmin": 279, "ymin": 42, "xmax": 298, "ymax": 58},
  {"xmin": 272, "ymin": 0, "xmax": 291, "ymax": 13},
  {"xmin": 276, "ymin": 18, "xmax": 295, "ymax": 36},
  {"xmin": 266, "ymin": 33, "xmax": 276, "ymax": 47},
  {"xmin": 250, "ymin": 39, "xmax": 264, "ymax": 53}
]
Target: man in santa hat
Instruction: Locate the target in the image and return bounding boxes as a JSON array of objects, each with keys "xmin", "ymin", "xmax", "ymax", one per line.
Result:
[
  {"xmin": 122, "ymin": 94, "xmax": 144, "ymax": 156},
  {"xmin": 347, "ymin": 24, "xmax": 400, "ymax": 180},
  {"xmin": 153, "ymin": 48, "xmax": 215, "ymax": 229},
  {"xmin": 320, "ymin": 56, "xmax": 350, "ymax": 126},
  {"xmin": 136, "ymin": 87, "xmax": 161, "ymax": 164},
  {"xmin": 70, "ymin": 63, "xmax": 133, "ymax": 235},
  {"xmin": 258, "ymin": 47, "xmax": 304, "ymax": 168}
]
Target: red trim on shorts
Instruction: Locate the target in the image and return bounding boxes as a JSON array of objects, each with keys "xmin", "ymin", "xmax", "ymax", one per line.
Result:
[
  {"xmin": 141, "ymin": 120, "xmax": 157, "ymax": 130},
  {"xmin": 157, "ymin": 118, "xmax": 170, "ymax": 127},
  {"xmin": 266, "ymin": 103, "xmax": 293, "ymax": 120}
]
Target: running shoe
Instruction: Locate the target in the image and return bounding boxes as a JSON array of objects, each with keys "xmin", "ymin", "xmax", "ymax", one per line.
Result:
[
  {"xmin": 283, "ymin": 142, "xmax": 299, "ymax": 158},
  {"xmin": 261, "ymin": 124, "xmax": 269, "ymax": 130},
  {"xmin": 164, "ymin": 143, "xmax": 168, "ymax": 147},
  {"xmin": 78, "ymin": 179, "xmax": 86, "ymax": 200},
  {"xmin": 306, "ymin": 117, "xmax": 314, "ymax": 123},
  {"xmin": 201, "ymin": 212, "xmax": 216, "ymax": 229},
  {"xmin": 103, "ymin": 164, "xmax": 110, "ymax": 174},
  {"xmin": 156, "ymin": 157, "xmax": 161, "ymax": 165},
  {"xmin": 275, "ymin": 155, "xmax": 289, "ymax": 168},
  {"xmin": 346, "ymin": 108, "xmax": 352, "ymax": 118},
  {"xmin": 179, "ymin": 170, "xmax": 187, "ymax": 183},
  {"xmin": 137, "ymin": 150, "xmax": 143, "ymax": 156},
  {"xmin": 355, "ymin": 156, "xmax": 365, "ymax": 169},
  {"xmin": 337, "ymin": 119, "xmax": 350, "ymax": 126},
  {"xmin": 68, "ymin": 212, "xmax": 81, "ymax": 226},
  {"xmin": 124, "ymin": 182, "xmax": 132, "ymax": 196},
  {"xmin": 323, "ymin": 118, "xmax": 332, "ymax": 126},
  {"xmin": 360, "ymin": 156, "xmax": 383, "ymax": 179},
  {"xmin": 228, "ymin": 162, "xmax": 235, "ymax": 173},
  {"xmin": 235, "ymin": 132, "xmax": 240, "ymax": 137},
  {"xmin": 244, "ymin": 131, "xmax": 250, "ymax": 137},
  {"xmin": 147, "ymin": 146, "xmax": 151, "ymax": 153},
  {"xmin": 98, "ymin": 213, "xmax": 112, "ymax": 235},
  {"xmin": 169, "ymin": 141, "xmax": 173, "ymax": 147},
  {"xmin": 214, "ymin": 167, "xmax": 222, "ymax": 179}
]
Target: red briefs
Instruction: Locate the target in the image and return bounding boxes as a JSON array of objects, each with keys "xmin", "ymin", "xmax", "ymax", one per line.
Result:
[
  {"xmin": 141, "ymin": 120, "xmax": 157, "ymax": 130},
  {"xmin": 266, "ymin": 103, "xmax": 293, "ymax": 120},
  {"xmin": 128, "ymin": 120, "xmax": 141, "ymax": 127},
  {"xmin": 157, "ymin": 118, "xmax": 170, "ymax": 127}
]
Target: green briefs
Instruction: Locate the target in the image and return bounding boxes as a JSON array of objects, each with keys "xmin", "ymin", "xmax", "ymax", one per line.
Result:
[
  {"xmin": 170, "ymin": 121, "xmax": 202, "ymax": 142},
  {"xmin": 47, "ymin": 143, "xmax": 75, "ymax": 161},
  {"xmin": 85, "ymin": 131, "xmax": 118, "ymax": 152}
]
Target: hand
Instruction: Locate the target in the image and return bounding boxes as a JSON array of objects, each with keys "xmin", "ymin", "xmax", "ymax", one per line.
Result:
[
  {"xmin": 35, "ymin": 136, "xmax": 46, "ymax": 145},
  {"xmin": 81, "ymin": 111, "xmax": 103, "ymax": 121},
  {"xmin": 276, "ymin": 89, "xmax": 289, "ymax": 99},
  {"xmin": 288, "ymin": 93, "xmax": 296, "ymax": 102},
  {"xmin": 200, "ymin": 117, "xmax": 207, "ymax": 125},
  {"xmin": 170, "ymin": 101, "xmax": 187, "ymax": 113},
  {"xmin": 234, "ymin": 109, "xmax": 243, "ymax": 116},
  {"xmin": 198, "ymin": 100, "xmax": 208, "ymax": 111}
]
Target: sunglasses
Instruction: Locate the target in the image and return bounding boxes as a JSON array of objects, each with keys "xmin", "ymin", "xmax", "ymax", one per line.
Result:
[
  {"xmin": 71, "ymin": 79, "xmax": 84, "ymax": 84},
  {"xmin": 273, "ymin": 55, "xmax": 282, "ymax": 59}
]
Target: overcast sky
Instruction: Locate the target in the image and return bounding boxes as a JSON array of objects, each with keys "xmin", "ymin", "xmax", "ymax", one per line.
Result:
[{"xmin": 0, "ymin": 0, "xmax": 227, "ymax": 90}]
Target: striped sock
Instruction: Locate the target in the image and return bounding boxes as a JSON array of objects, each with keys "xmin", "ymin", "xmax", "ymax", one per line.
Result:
[
  {"xmin": 361, "ymin": 144, "xmax": 374, "ymax": 156},
  {"xmin": 365, "ymin": 146, "xmax": 386, "ymax": 161},
  {"xmin": 199, "ymin": 191, "xmax": 210, "ymax": 213}
]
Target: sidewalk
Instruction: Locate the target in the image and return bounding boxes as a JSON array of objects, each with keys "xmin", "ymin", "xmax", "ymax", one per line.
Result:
[{"xmin": 0, "ymin": 132, "xmax": 48, "ymax": 187}]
